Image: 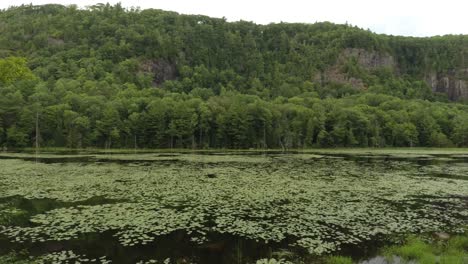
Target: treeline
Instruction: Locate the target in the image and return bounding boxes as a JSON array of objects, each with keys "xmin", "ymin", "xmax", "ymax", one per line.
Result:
[
  {"xmin": 1, "ymin": 59, "xmax": 467, "ymax": 148},
  {"xmin": 0, "ymin": 4, "xmax": 468, "ymax": 148}
]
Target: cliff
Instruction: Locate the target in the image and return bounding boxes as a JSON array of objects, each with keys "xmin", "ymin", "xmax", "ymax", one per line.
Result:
[
  {"xmin": 319, "ymin": 48, "xmax": 468, "ymax": 101},
  {"xmin": 426, "ymin": 70, "xmax": 468, "ymax": 100}
]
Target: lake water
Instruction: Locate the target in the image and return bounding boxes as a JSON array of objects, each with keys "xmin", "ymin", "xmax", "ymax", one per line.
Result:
[{"xmin": 0, "ymin": 150, "xmax": 467, "ymax": 263}]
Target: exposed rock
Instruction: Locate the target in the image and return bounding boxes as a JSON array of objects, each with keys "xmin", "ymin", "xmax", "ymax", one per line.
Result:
[
  {"xmin": 316, "ymin": 48, "xmax": 395, "ymax": 90},
  {"xmin": 433, "ymin": 231, "xmax": 451, "ymax": 240},
  {"xmin": 342, "ymin": 48, "xmax": 396, "ymax": 70},
  {"xmin": 140, "ymin": 59, "xmax": 177, "ymax": 86},
  {"xmin": 47, "ymin": 37, "xmax": 64, "ymax": 46},
  {"xmin": 316, "ymin": 48, "xmax": 468, "ymax": 101},
  {"xmin": 315, "ymin": 67, "xmax": 366, "ymax": 89},
  {"xmin": 426, "ymin": 70, "xmax": 468, "ymax": 101}
]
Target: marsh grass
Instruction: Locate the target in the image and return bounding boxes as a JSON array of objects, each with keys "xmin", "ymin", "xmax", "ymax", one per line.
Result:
[
  {"xmin": 324, "ymin": 256, "xmax": 353, "ymax": 264},
  {"xmin": 383, "ymin": 233, "xmax": 468, "ymax": 264}
]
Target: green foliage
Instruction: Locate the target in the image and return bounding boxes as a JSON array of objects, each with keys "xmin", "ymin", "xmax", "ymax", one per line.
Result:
[
  {"xmin": 389, "ymin": 237, "xmax": 434, "ymax": 260},
  {"xmin": 325, "ymin": 256, "xmax": 354, "ymax": 264},
  {"xmin": 453, "ymin": 115, "xmax": 468, "ymax": 146},
  {"xmin": 383, "ymin": 234, "xmax": 468, "ymax": 264},
  {"xmin": 0, "ymin": 5, "xmax": 467, "ymax": 149},
  {"xmin": 0, "ymin": 57, "xmax": 35, "ymax": 85},
  {"xmin": 0, "ymin": 253, "xmax": 33, "ymax": 264}
]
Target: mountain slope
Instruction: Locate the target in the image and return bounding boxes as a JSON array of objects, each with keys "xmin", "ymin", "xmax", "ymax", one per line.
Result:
[
  {"xmin": 0, "ymin": 4, "xmax": 467, "ymax": 148},
  {"xmin": 1, "ymin": 4, "xmax": 468, "ymax": 100}
]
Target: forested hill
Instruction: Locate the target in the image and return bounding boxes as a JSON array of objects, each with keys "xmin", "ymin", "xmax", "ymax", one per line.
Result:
[{"xmin": 0, "ymin": 4, "xmax": 468, "ymax": 149}]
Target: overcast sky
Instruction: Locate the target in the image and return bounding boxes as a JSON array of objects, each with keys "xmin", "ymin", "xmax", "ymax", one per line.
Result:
[{"xmin": 1, "ymin": 0, "xmax": 467, "ymax": 37}]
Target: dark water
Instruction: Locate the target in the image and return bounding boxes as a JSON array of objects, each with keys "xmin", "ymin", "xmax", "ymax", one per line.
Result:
[
  {"xmin": 1, "ymin": 230, "xmax": 284, "ymax": 263},
  {"xmin": 0, "ymin": 193, "xmax": 297, "ymax": 263},
  {"xmin": 1, "ymin": 150, "xmax": 467, "ymax": 166},
  {"xmin": 0, "ymin": 216, "xmax": 391, "ymax": 263},
  {"xmin": 0, "ymin": 191, "xmax": 394, "ymax": 263}
]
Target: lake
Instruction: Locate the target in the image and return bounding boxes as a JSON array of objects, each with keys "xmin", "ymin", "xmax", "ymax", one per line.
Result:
[{"xmin": 0, "ymin": 149, "xmax": 467, "ymax": 263}]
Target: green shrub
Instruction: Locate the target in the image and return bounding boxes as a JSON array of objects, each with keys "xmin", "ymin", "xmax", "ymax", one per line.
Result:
[
  {"xmin": 325, "ymin": 256, "xmax": 353, "ymax": 264},
  {"xmin": 395, "ymin": 237, "xmax": 433, "ymax": 260}
]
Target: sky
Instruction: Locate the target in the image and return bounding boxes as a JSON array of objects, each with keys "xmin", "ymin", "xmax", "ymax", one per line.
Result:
[{"xmin": 1, "ymin": 0, "xmax": 467, "ymax": 37}]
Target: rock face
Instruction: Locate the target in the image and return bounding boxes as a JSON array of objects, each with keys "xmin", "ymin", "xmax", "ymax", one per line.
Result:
[
  {"xmin": 426, "ymin": 69, "xmax": 468, "ymax": 101},
  {"xmin": 316, "ymin": 48, "xmax": 395, "ymax": 90},
  {"xmin": 433, "ymin": 232, "xmax": 451, "ymax": 240},
  {"xmin": 140, "ymin": 60, "xmax": 177, "ymax": 86},
  {"xmin": 342, "ymin": 48, "xmax": 396, "ymax": 70},
  {"xmin": 316, "ymin": 67, "xmax": 365, "ymax": 90},
  {"xmin": 319, "ymin": 48, "xmax": 468, "ymax": 101}
]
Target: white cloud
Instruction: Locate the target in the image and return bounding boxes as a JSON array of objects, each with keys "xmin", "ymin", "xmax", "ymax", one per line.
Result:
[{"xmin": 1, "ymin": 0, "xmax": 467, "ymax": 37}]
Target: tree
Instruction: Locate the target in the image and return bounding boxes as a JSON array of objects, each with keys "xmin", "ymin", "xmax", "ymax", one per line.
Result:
[
  {"xmin": 6, "ymin": 126, "xmax": 28, "ymax": 147},
  {"xmin": 96, "ymin": 105, "xmax": 121, "ymax": 148},
  {"xmin": 392, "ymin": 123, "xmax": 418, "ymax": 147},
  {"xmin": 0, "ymin": 5, "xmax": 467, "ymax": 149},
  {"xmin": 0, "ymin": 57, "xmax": 35, "ymax": 85},
  {"xmin": 453, "ymin": 116, "xmax": 468, "ymax": 146}
]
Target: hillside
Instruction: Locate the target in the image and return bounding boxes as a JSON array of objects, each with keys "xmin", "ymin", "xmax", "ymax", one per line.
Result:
[{"xmin": 0, "ymin": 3, "xmax": 468, "ymax": 148}]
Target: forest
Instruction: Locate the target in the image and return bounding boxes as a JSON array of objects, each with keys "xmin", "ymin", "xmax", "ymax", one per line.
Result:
[{"xmin": 1, "ymin": 3, "xmax": 468, "ymax": 149}]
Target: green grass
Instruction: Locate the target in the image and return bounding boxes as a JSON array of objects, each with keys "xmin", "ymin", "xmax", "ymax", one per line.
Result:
[
  {"xmin": 385, "ymin": 237, "xmax": 436, "ymax": 263},
  {"xmin": 383, "ymin": 233, "xmax": 468, "ymax": 264},
  {"xmin": 325, "ymin": 256, "xmax": 353, "ymax": 264},
  {"xmin": 448, "ymin": 236, "xmax": 468, "ymax": 253}
]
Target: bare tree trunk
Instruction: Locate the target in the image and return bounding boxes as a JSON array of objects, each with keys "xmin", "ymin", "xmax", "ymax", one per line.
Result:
[
  {"xmin": 280, "ymin": 138, "xmax": 285, "ymax": 153},
  {"xmin": 35, "ymin": 111, "xmax": 40, "ymax": 164},
  {"xmin": 134, "ymin": 134, "xmax": 137, "ymax": 153},
  {"xmin": 199, "ymin": 126, "xmax": 203, "ymax": 149},
  {"xmin": 78, "ymin": 133, "xmax": 82, "ymax": 149},
  {"xmin": 35, "ymin": 112, "xmax": 40, "ymax": 150}
]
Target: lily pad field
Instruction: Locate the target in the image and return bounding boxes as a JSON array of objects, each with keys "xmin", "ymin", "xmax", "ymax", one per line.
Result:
[{"xmin": 0, "ymin": 149, "xmax": 467, "ymax": 263}]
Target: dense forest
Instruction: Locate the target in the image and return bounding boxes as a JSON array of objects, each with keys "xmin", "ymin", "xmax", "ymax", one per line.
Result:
[{"xmin": 0, "ymin": 3, "xmax": 468, "ymax": 149}]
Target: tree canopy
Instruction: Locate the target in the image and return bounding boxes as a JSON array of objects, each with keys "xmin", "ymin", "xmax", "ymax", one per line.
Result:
[{"xmin": 0, "ymin": 4, "xmax": 467, "ymax": 149}]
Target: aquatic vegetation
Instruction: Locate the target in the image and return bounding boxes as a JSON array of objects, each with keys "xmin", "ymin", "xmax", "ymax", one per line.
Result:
[
  {"xmin": 37, "ymin": 250, "xmax": 111, "ymax": 264},
  {"xmin": 255, "ymin": 258, "xmax": 294, "ymax": 264},
  {"xmin": 0, "ymin": 253, "xmax": 33, "ymax": 264},
  {"xmin": 0, "ymin": 206, "xmax": 26, "ymax": 226},
  {"xmin": 0, "ymin": 152, "xmax": 467, "ymax": 262},
  {"xmin": 136, "ymin": 258, "xmax": 171, "ymax": 264}
]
